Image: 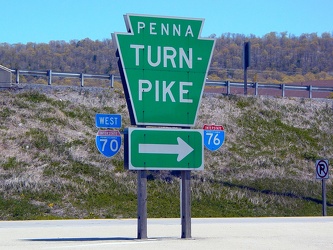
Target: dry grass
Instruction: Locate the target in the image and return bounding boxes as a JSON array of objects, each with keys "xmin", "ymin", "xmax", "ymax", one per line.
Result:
[{"xmin": 0, "ymin": 84, "xmax": 333, "ymax": 219}]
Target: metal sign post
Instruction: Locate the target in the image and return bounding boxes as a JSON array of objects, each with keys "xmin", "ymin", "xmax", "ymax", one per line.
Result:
[
  {"xmin": 243, "ymin": 41, "xmax": 250, "ymax": 95},
  {"xmin": 181, "ymin": 170, "xmax": 191, "ymax": 238},
  {"xmin": 137, "ymin": 170, "xmax": 147, "ymax": 239},
  {"xmin": 322, "ymin": 179, "xmax": 327, "ymax": 216}
]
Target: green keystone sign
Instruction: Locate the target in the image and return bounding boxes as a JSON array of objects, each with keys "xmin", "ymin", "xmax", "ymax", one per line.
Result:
[
  {"xmin": 125, "ymin": 128, "xmax": 204, "ymax": 170},
  {"xmin": 114, "ymin": 14, "xmax": 215, "ymax": 127}
]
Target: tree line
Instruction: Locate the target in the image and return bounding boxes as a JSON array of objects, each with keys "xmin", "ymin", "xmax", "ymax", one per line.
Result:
[
  {"xmin": 1, "ymin": 31, "xmax": 333, "ymax": 83},
  {"xmin": 210, "ymin": 32, "xmax": 333, "ymax": 83}
]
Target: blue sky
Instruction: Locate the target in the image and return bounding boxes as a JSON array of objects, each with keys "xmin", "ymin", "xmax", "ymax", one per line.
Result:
[{"xmin": 1, "ymin": 0, "xmax": 333, "ymax": 44}]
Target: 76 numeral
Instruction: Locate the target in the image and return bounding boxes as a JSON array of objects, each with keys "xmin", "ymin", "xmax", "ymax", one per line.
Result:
[{"xmin": 206, "ymin": 132, "xmax": 221, "ymax": 146}]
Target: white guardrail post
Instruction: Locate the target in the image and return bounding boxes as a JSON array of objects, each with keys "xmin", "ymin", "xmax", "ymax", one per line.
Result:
[
  {"xmin": 309, "ymin": 85, "xmax": 313, "ymax": 98},
  {"xmin": 47, "ymin": 70, "xmax": 52, "ymax": 85},
  {"xmin": 281, "ymin": 84, "xmax": 285, "ymax": 98},
  {"xmin": 110, "ymin": 74, "xmax": 114, "ymax": 88},
  {"xmin": 80, "ymin": 73, "xmax": 84, "ymax": 87},
  {"xmin": 16, "ymin": 69, "xmax": 20, "ymax": 84},
  {"xmin": 226, "ymin": 81, "xmax": 231, "ymax": 95}
]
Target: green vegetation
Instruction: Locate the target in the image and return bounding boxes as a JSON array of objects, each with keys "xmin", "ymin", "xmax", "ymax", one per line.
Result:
[{"xmin": 0, "ymin": 87, "xmax": 332, "ymax": 220}]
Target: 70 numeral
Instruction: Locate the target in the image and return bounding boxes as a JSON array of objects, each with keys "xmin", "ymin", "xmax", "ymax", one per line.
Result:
[{"xmin": 100, "ymin": 138, "xmax": 119, "ymax": 152}]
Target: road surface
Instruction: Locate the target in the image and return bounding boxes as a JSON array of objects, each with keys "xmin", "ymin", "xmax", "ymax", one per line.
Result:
[{"xmin": 0, "ymin": 217, "xmax": 332, "ymax": 249}]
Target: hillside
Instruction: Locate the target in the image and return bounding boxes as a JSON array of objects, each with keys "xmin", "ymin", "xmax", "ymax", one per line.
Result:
[{"xmin": 0, "ymin": 84, "xmax": 333, "ymax": 220}]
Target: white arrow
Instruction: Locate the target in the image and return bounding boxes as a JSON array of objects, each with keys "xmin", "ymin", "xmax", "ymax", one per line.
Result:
[{"xmin": 138, "ymin": 137, "xmax": 194, "ymax": 162}]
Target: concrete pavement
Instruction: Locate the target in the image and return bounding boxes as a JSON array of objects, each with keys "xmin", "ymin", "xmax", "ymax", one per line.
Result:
[{"xmin": 0, "ymin": 217, "xmax": 333, "ymax": 249}]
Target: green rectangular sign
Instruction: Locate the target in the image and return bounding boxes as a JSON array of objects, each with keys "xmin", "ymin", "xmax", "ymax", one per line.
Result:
[{"xmin": 125, "ymin": 128, "xmax": 204, "ymax": 170}]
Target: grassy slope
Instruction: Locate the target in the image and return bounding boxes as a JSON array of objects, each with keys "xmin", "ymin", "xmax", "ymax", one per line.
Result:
[{"xmin": 0, "ymin": 85, "xmax": 333, "ymax": 220}]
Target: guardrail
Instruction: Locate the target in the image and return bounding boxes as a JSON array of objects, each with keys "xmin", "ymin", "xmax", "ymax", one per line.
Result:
[
  {"xmin": 10, "ymin": 69, "xmax": 120, "ymax": 87},
  {"xmin": 8, "ymin": 69, "xmax": 333, "ymax": 99},
  {"xmin": 0, "ymin": 65, "xmax": 12, "ymax": 86},
  {"xmin": 205, "ymin": 80, "xmax": 333, "ymax": 98}
]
